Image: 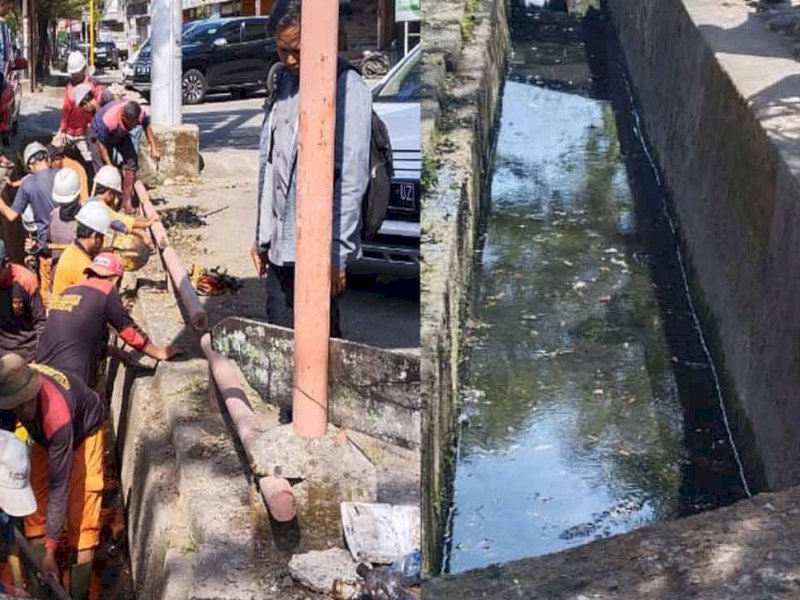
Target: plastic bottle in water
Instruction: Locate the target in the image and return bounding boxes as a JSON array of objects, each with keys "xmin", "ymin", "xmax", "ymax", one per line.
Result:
[{"xmin": 392, "ymin": 549, "xmax": 421, "ymax": 587}]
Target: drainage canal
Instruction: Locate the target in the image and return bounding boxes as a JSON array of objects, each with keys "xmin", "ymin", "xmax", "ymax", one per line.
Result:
[{"xmin": 443, "ymin": 0, "xmax": 751, "ymax": 575}]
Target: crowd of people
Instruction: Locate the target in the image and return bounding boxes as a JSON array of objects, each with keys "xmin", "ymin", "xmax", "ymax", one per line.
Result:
[{"xmin": 0, "ymin": 49, "xmax": 177, "ymax": 599}]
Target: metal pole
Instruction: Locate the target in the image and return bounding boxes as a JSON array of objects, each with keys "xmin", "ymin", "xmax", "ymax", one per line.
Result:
[
  {"xmin": 22, "ymin": 0, "xmax": 30, "ymax": 91},
  {"xmin": 404, "ymin": 21, "xmax": 409, "ymax": 56},
  {"xmin": 150, "ymin": 0, "xmax": 182, "ymax": 126},
  {"xmin": 292, "ymin": 2, "xmax": 339, "ymax": 438},
  {"xmin": 12, "ymin": 528, "xmax": 72, "ymax": 600},
  {"xmin": 89, "ymin": 0, "xmax": 94, "ymax": 68}
]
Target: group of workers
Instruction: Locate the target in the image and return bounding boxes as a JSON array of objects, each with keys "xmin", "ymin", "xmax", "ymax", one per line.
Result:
[{"xmin": 0, "ymin": 50, "xmax": 178, "ymax": 598}]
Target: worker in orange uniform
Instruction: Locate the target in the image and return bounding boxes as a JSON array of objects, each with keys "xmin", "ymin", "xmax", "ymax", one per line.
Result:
[
  {"xmin": 0, "ymin": 354, "xmax": 106, "ymax": 599},
  {"xmin": 51, "ymin": 202, "xmax": 111, "ymax": 300},
  {"xmin": 0, "ymin": 429, "xmax": 38, "ymax": 597},
  {"xmin": 36, "ymin": 252, "xmax": 179, "ymax": 387},
  {"xmin": 92, "ymin": 166, "xmax": 159, "ymax": 237}
]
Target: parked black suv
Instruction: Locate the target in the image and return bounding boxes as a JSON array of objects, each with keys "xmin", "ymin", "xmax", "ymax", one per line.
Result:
[
  {"xmin": 133, "ymin": 17, "xmax": 278, "ymax": 104},
  {"xmin": 93, "ymin": 41, "xmax": 120, "ymax": 69}
]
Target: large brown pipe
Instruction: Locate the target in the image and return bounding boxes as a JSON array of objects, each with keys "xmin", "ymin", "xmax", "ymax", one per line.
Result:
[
  {"xmin": 200, "ymin": 334, "xmax": 296, "ymax": 522},
  {"xmin": 259, "ymin": 476, "xmax": 296, "ymax": 523},
  {"xmin": 138, "ymin": 181, "xmax": 293, "ymax": 520},
  {"xmin": 292, "ymin": 0, "xmax": 340, "ymax": 438},
  {"xmin": 135, "ymin": 180, "xmax": 169, "ymax": 250},
  {"xmin": 162, "ymin": 246, "xmax": 208, "ymax": 332},
  {"xmin": 136, "ymin": 181, "xmax": 207, "ymax": 331}
]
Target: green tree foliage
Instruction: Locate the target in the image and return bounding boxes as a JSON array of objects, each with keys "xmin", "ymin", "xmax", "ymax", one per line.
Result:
[{"xmin": 37, "ymin": 0, "xmax": 93, "ymax": 20}]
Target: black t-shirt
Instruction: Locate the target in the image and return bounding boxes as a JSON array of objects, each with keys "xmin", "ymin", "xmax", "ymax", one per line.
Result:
[{"xmin": 36, "ymin": 277, "xmax": 148, "ymax": 384}]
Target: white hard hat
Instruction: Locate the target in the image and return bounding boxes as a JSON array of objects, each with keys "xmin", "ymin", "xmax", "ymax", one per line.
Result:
[
  {"xmin": 73, "ymin": 83, "xmax": 94, "ymax": 107},
  {"xmin": 23, "ymin": 142, "xmax": 47, "ymax": 166},
  {"xmin": 52, "ymin": 168, "xmax": 81, "ymax": 204},
  {"xmin": 94, "ymin": 165, "xmax": 122, "ymax": 193},
  {"xmin": 66, "ymin": 51, "xmax": 87, "ymax": 75},
  {"xmin": 76, "ymin": 200, "xmax": 111, "ymax": 236}
]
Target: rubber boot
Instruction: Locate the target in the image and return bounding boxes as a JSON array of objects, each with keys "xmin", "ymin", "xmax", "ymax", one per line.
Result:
[
  {"xmin": 70, "ymin": 562, "xmax": 93, "ymax": 600},
  {"xmin": 121, "ymin": 169, "xmax": 137, "ymax": 215}
]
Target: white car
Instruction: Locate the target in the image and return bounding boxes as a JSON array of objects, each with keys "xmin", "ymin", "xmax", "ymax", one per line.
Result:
[
  {"xmin": 354, "ymin": 43, "xmax": 421, "ymax": 275},
  {"xmin": 122, "ymin": 40, "xmax": 144, "ymax": 88}
]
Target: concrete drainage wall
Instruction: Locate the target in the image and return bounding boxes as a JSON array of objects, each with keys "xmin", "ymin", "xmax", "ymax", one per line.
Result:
[
  {"xmin": 105, "ymin": 269, "xmax": 272, "ymax": 598},
  {"xmin": 421, "ymin": 0, "xmax": 509, "ymax": 574},
  {"xmin": 606, "ymin": 0, "xmax": 800, "ymax": 491},
  {"xmin": 105, "ymin": 284, "xmax": 190, "ymax": 598}
]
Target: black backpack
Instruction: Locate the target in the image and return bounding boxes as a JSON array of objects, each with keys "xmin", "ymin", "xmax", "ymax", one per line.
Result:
[{"xmin": 264, "ymin": 61, "xmax": 394, "ymax": 241}]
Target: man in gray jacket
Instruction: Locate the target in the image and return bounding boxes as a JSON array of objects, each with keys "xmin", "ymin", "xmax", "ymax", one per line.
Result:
[{"xmin": 251, "ymin": 0, "xmax": 371, "ymax": 338}]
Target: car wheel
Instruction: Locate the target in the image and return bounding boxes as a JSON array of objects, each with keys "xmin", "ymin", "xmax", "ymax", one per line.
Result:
[{"xmin": 183, "ymin": 69, "xmax": 207, "ymax": 105}]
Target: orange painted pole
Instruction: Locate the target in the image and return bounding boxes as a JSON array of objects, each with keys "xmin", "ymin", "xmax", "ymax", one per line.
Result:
[{"xmin": 292, "ymin": 2, "xmax": 339, "ymax": 438}]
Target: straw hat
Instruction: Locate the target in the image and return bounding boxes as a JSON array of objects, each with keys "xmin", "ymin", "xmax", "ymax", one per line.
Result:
[{"xmin": 0, "ymin": 354, "xmax": 41, "ymax": 410}]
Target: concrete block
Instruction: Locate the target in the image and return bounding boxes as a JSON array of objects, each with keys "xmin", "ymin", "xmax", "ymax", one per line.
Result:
[
  {"xmin": 252, "ymin": 424, "xmax": 377, "ymax": 548},
  {"xmin": 288, "ymin": 548, "xmax": 359, "ymax": 595},
  {"xmin": 138, "ymin": 123, "xmax": 200, "ymax": 186},
  {"xmin": 212, "ymin": 317, "xmax": 421, "ymax": 449}
]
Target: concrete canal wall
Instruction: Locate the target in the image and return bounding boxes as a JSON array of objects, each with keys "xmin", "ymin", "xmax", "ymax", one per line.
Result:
[
  {"xmin": 105, "ymin": 269, "xmax": 279, "ymax": 598},
  {"xmin": 421, "ymin": 0, "xmax": 510, "ymax": 574},
  {"xmin": 607, "ymin": 0, "xmax": 800, "ymax": 491}
]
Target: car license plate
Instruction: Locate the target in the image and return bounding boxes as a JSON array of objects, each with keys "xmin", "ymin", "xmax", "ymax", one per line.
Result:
[{"xmin": 390, "ymin": 181, "xmax": 417, "ymax": 212}]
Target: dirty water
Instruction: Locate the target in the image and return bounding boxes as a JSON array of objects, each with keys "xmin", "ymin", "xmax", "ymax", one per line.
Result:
[{"xmin": 444, "ymin": 2, "xmax": 749, "ymax": 574}]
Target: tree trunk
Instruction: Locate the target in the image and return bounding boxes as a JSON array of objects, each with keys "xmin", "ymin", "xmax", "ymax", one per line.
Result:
[{"xmin": 36, "ymin": 16, "xmax": 49, "ymax": 80}]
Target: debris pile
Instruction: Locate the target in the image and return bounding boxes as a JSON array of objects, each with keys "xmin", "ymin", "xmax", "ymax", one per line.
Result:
[
  {"xmin": 288, "ymin": 502, "xmax": 421, "ymax": 599},
  {"xmin": 190, "ymin": 264, "xmax": 243, "ymax": 295},
  {"xmin": 158, "ymin": 205, "xmax": 207, "ymax": 229}
]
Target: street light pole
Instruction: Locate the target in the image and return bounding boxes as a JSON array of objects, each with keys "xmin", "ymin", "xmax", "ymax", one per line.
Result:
[
  {"xmin": 292, "ymin": 1, "xmax": 340, "ymax": 438},
  {"xmin": 150, "ymin": 0, "xmax": 182, "ymax": 126},
  {"xmin": 89, "ymin": 0, "xmax": 94, "ymax": 69}
]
